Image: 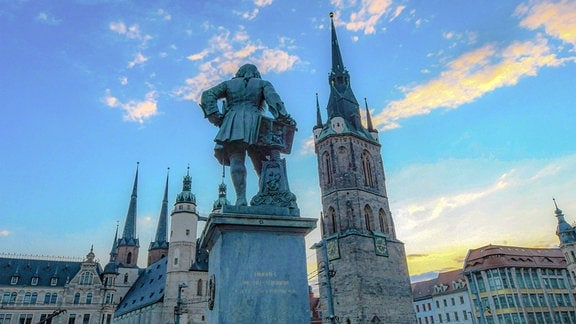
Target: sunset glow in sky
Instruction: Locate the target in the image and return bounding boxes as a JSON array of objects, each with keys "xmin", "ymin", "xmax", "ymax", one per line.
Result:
[{"xmin": 2, "ymin": 0, "xmax": 576, "ymax": 282}]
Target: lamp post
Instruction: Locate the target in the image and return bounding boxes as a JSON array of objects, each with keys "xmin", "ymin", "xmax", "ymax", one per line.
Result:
[
  {"xmin": 175, "ymin": 283, "xmax": 188, "ymax": 324},
  {"xmin": 319, "ymin": 240, "xmax": 337, "ymax": 324}
]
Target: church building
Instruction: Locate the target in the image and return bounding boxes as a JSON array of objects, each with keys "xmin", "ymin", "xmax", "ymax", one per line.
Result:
[{"xmin": 312, "ymin": 13, "xmax": 416, "ymax": 323}]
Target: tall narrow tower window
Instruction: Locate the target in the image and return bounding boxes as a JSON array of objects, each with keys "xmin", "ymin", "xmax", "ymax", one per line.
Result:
[
  {"xmin": 328, "ymin": 207, "xmax": 337, "ymax": 235},
  {"xmin": 126, "ymin": 252, "xmax": 132, "ymax": 265},
  {"xmin": 322, "ymin": 152, "xmax": 333, "ymax": 185},
  {"xmin": 197, "ymin": 279, "xmax": 203, "ymax": 296},
  {"xmin": 364, "ymin": 205, "xmax": 373, "ymax": 232},
  {"xmin": 361, "ymin": 150, "xmax": 375, "ymax": 188},
  {"xmin": 379, "ymin": 209, "xmax": 387, "ymax": 234}
]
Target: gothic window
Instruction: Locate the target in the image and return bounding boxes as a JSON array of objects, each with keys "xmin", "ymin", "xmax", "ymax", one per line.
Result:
[
  {"xmin": 328, "ymin": 207, "xmax": 337, "ymax": 235},
  {"xmin": 126, "ymin": 252, "xmax": 132, "ymax": 265},
  {"xmin": 337, "ymin": 146, "xmax": 349, "ymax": 171},
  {"xmin": 74, "ymin": 293, "xmax": 80, "ymax": 304},
  {"xmin": 174, "ymin": 257, "xmax": 179, "ymax": 265},
  {"xmin": 361, "ymin": 150, "xmax": 375, "ymax": 188},
  {"xmin": 197, "ymin": 279, "xmax": 203, "ymax": 296},
  {"xmin": 378, "ymin": 209, "xmax": 387, "ymax": 234},
  {"xmin": 85, "ymin": 293, "xmax": 92, "ymax": 304},
  {"xmin": 322, "ymin": 152, "xmax": 333, "ymax": 186},
  {"xmin": 364, "ymin": 205, "xmax": 373, "ymax": 232}
]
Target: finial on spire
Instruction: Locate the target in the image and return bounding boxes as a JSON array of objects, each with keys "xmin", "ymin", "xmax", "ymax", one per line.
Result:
[{"xmin": 187, "ymin": 163, "xmax": 190, "ymax": 176}]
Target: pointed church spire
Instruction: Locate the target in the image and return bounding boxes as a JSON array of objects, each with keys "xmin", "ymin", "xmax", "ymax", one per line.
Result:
[
  {"xmin": 110, "ymin": 223, "xmax": 119, "ymax": 261},
  {"xmin": 121, "ymin": 162, "xmax": 139, "ymax": 242},
  {"xmin": 150, "ymin": 169, "xmax": 170, "ymax": 248},
  {"xmin": 324, "ymin": 12, "xmax": 369, "ymax": 137},
  {"xmin": 330, "ymin": 12, "xmax": 345, "ymax": 74}
]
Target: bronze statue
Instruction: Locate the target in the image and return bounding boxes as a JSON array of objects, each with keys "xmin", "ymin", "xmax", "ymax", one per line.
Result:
[{"xmin": 200, "ymin": 64, "xmax": 296, "ymax": 207}]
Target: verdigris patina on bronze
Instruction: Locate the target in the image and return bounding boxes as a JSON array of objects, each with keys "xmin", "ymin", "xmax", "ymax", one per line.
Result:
[{"xmin": 200, "ymin": 64, "xmax": 297, "ymax": 209}]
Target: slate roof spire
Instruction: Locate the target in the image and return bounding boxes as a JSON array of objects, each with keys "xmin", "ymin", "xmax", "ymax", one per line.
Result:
[
  {"xmin": 110, "ymin": 223, "xmax": 119, "ymax": 261},
  {"xmin": 119, "ymin": 162, "xmax": 139, "ymax": 246},
  {"xmin": 325, "ymin": 12, "xmax": 366, "ymax": 137},
  {"xmin": 314, "ymin": 93, "xmax": 323, "ymax": 129},
  {"xmin": 150, "ymin": 169, "xmax": 170, "ymax": 249}
]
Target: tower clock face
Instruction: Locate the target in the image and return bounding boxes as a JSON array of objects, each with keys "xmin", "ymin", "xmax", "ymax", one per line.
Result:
[
  {"xmin": 326, "ymin": 238, "xmax": 340, "ymax": 261},
  {"xmin": 374, "ymin": 236, "xmax": 388, "ymax": 257}
]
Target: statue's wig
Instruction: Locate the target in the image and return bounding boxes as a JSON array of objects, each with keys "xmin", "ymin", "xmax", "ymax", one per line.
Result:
[{"xmin": 235, "ymin": 64, "xmax": 261, "ymax": 79}]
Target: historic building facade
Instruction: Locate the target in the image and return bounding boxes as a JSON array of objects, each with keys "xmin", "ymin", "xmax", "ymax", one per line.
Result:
[
  {"xmin": 312, "ymin": 13, "xmax": 415, "ymax": 323},
  {"xmin": 463, "ymin": 244, "xmax": 576, "ymax": 323},
  {"xmin": 412, "ymin": 270, "xmax": 473, "ymax": 324},
  {"xmin": 0, "ymin": 249, "xmax": 114, "ymax": 324}
]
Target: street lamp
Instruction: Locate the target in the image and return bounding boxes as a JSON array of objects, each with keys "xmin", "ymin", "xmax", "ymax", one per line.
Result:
[{"xmin": 174, "ymin": 283, "xmax": 188, "ymax": 324}]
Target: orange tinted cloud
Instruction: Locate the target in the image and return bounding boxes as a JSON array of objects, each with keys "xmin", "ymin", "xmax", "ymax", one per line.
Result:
[
  {"xmin": 516, "ymin": 0, "xmax": 576, "ymax": 46},
  {"xmin": 373, "ymin": 36, "xmax": 567, "ymax": 130}
]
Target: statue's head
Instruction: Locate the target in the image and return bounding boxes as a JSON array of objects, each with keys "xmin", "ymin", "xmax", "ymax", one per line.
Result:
[{"xmin": 235, "ymin": 64, "xmax": 261, "ymax": 79}]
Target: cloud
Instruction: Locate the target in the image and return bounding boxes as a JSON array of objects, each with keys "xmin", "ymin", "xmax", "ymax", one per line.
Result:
[
  {"xmin": 330, "ymin": 0, "xmax": 394, "ymax": 34},
  {"xmin": 175, "ymin": 28, "xmax": 300, "ymax": 102},
  {"xmin": 127, "ymin": 52, "xmax": 148, "ymax": 68},
  {"xmin": 103, "ymin": 89, "xmax": 159, "ymax": 124},
  {"xmin": 373, "ymin": 36, "xmax": 571, "ymax": 130},
  {"xmin": 516, "ymin": 0, "xmax": 576, "ymax": 47},
  {"xmin": 109, "ymin": 21, "xmax": 152, "ymax": 43},
  {"xmin": 0, "ymin": 230, "xmax": 9, "ymax": 236},
  {"xmin": 390, "ymin": 154, "xmax": 576, "ymax": 275},
  {"xmin": 36, "ymin": 12, "xmax": 61, "ymax": 25}
]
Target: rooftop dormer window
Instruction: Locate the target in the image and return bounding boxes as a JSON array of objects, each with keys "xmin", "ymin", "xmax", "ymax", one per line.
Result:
[
  {"xmin": 10, "ymin": 275, "xmax": 19, "ymax": 285},
  {"xmin": 31, "ymin": 277, "xmax": 38, "ymax": 286},
  {"xmin": 50, "ymin": 277, "xmax": 58, "ymax": 286}
]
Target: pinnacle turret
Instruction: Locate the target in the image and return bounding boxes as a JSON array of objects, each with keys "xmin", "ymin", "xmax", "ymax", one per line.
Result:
[
  {"xmin": 176, "ymin": 165, "xmax": 196, "ymax": 204},
  {"xmin": 554, "ymin": 198, "xmax": 576, "ymax": 244}
]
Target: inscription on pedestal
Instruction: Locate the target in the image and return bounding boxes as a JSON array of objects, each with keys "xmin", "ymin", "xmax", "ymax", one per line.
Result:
[{"xmin": 236, "ymin": 271, "xmax": 297, "ymax": 295}]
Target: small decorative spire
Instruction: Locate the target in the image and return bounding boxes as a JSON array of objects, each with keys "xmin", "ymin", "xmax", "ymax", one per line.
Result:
[
  {"xmin": 315, "ymin": 93, "xmax": 323, "ymax": 129},
  {"xmin": 553, "ymin": 198, "xmax": 576, "ymax": 244},
  {"xmin": 120, "ymin": 163, "xmax": 139, "ymax": 244},
  {"xmin": 176, "ymin": 166, "xmax": 196, "ymax": 204},
  {"xmin": 150, "ymin": 168, "xmax": 170, "ymax": 250},
  {"xmin": 364, "ymin": 98, "xmax": 375, "ymax": 132}
]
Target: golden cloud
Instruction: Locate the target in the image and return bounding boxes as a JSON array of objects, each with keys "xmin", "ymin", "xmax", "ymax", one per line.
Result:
[
  {"xmin": 373, "ymin": 36, "xmax": 566, "ymax": 130},
  {"xmin": 516, "ymin": 0, "xmax": 576, "ymax": 46},
  {"xmin": 103, "ymin": 89, "xmax": 158, "ymax": 124}
]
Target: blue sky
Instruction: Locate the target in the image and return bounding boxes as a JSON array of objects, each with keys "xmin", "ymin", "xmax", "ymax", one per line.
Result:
[{"xmin": 1, "ymin": 0, "xmax": 576, "ymax": 281}]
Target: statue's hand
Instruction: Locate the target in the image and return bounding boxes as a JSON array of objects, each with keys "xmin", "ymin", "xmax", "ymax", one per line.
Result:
[
  {"xmin": 277, "ymin": 114, "xmax": 296, "ymax": 127},
  {"xmin": 208, "ymin": 113, "xmax": 224, "ymax": 127}
]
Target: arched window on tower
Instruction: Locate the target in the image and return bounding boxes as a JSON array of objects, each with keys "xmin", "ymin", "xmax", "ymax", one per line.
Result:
[
  {"xmin": 379, "ymin": 208, "xmax": 388, "ymax": 234},
  {"xmin": 126, "ymin": 252, "xmax": 132, "ymax": 265},
  {"xmin": 322, "ymin": 152, "xmax": 333, "ymax": 186},
  {"xmin": 197, "ymin": 279, "xmax": 203, "ymax": 296},
  {"xmin": 364, "ymin": 205, "xmax": 373, "ymax": 232},
  {"xmin": 361, "ymin": 150, "xmax": 375, "ymax": 188},
  {"xmin": 328, "ymin": 207, "xmax": 337, "ymax": 235}
]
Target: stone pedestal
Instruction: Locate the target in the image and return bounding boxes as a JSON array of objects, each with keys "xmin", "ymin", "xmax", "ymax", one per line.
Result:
[{"xmin": 199, "ymin": 208, "xmax": 316, "ymax": 324}]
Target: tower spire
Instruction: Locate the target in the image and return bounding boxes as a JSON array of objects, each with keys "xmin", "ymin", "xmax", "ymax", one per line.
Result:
[
  {"xmin": 121, "ymin": 162, "xmax": 138, "ymax": 242},
  {"xmin": 148, "ymin": 168, "xmax": 170, "ymax": 265},
  {"xmin": 330, "ymin": 12, "xmax": 345, "ymax": 74},
  {"xmin": 110, "ymin": 222, "xmax": 119, "ymax": 261},
  {"xmin": 325, "ymin": 12, "xmax": 367, "ymax": 136}
]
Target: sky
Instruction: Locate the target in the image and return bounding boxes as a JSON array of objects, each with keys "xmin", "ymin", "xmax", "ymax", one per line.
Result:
[{"xmin": 1, "ymin": 0, "xmax": 576, "ymax": 283}]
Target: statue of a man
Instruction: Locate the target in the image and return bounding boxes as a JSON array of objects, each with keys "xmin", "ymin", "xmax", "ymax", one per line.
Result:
[{"xmin": 200, "ymin": 64, "xmax": 295, "ymax": 206}]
